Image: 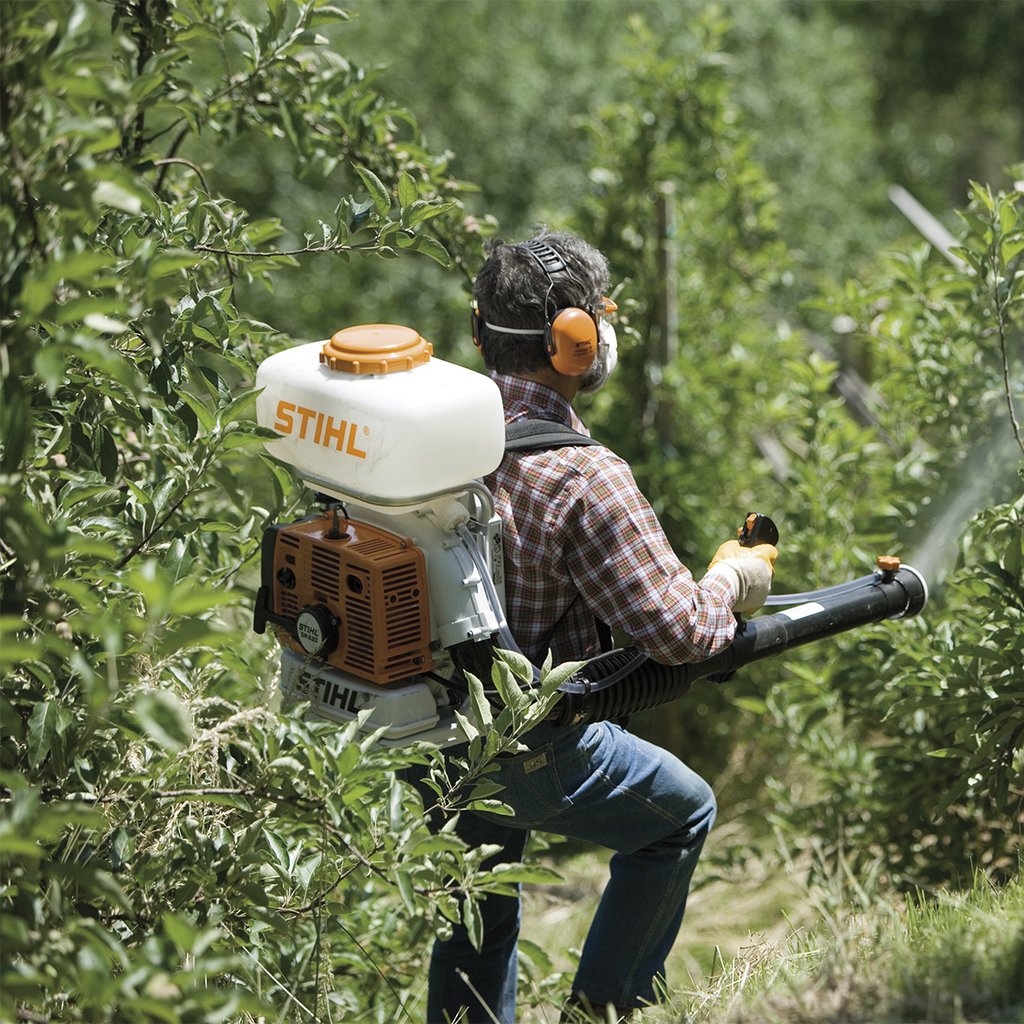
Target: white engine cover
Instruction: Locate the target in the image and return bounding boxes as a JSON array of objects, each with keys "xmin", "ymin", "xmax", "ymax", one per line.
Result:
[{"xmin": 279, "ymin": 649, "xmax": 471, "ymax": 748}]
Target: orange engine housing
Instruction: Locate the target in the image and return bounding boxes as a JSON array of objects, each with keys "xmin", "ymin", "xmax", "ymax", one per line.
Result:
[{"xmin": 261, "ymin": 512, "xmax": 433, "ymax": 687}]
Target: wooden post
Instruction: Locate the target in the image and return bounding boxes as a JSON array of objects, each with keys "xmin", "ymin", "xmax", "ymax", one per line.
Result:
[{"xmin": 654, "ymin": 187, "xmax": 678, "ymax": 451}]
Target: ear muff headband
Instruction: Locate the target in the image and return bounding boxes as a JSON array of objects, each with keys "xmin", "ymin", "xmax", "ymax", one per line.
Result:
[
  {"xmin": 521, "ymin": 240, "xmax": 599, "ymax": 376},
  {"xmin": 519, "ymin": 238, "xmax": 567, "ymax": 274}
]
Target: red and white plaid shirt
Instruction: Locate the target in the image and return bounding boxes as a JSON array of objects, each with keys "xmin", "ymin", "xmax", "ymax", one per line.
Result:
[{"xmin": 485, "ymin": 374, "xmax": 738, "ymax": 666}]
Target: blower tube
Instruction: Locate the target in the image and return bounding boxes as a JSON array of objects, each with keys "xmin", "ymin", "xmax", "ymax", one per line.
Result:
[{"xmin": 547, "ymin": 563, "xmax": 928, "ymax": 728}]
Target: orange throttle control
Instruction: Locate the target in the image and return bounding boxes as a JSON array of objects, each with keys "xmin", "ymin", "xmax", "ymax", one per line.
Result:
[{"xmin": 877, "ymin": 555, "xmax": 901, "ymax": 582}]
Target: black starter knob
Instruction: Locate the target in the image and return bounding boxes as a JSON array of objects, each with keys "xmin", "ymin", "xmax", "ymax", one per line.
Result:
[{"xmin": 294, "ymin": 605, "xmax": 339, "ymax": 657}]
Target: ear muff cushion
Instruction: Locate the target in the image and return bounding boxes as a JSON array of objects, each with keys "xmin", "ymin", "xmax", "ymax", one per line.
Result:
[{"xmin": 548, "ymin": 308, "xmax": 598, "ymax": 376}]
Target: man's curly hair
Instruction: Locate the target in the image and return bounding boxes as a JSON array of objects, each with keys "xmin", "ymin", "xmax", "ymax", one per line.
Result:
[{"xmin": 472, "ymin": 232, "xmax": 610, "ymax": 375}]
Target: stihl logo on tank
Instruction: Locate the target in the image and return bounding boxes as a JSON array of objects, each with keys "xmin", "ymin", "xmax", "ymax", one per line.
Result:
[{"xmin": 272, "ymin": 400, "xmax": 368, "ymax": 458}]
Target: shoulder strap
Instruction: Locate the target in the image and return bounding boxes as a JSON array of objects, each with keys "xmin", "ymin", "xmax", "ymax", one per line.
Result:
[{"xmin": 504, "ymin": 419, "xmax": 603, "ymax": 452}]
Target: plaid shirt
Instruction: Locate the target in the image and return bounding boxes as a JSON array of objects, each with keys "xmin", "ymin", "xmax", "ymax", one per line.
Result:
[{"xmin": 485, "ymin": 374, "xmax": 738, "ymax": 666}]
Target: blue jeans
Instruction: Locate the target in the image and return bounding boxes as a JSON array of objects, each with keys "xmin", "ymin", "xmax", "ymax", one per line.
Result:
[{"xmin": 408, "ymin": 720, "xmax": 716, "ymax": 1023}]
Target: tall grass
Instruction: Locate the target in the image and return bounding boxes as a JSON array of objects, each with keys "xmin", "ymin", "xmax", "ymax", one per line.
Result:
[
  {"xmin": 517, "ymin": 838, "xmax": 1023, "ymax": 1023},
  {"xmin": 668, "ymin": 865, "xmax": 1024, "ymax": 1024}
]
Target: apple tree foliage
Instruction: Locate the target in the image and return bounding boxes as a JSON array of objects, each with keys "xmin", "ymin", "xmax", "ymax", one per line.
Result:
[{"xmin": 0, "ymin": 3, "xmax": 560, "ymax": 1021}]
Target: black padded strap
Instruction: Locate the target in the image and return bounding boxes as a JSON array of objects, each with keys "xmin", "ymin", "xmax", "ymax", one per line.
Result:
[{"xmin": 504, "ymin": 419, "xmax": 602, "ymax": 452}]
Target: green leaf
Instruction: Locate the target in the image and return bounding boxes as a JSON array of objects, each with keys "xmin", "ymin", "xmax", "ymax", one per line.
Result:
[
  {"xmin": 408, "ymin": 834, "xmax": 466, "ymax": 858},
  {"xmin": 453, "ymin": 711, "xmax": 480, "ymax": 745},
  {"xmin": 34, "ymin": 345, "xmax": 67, "ymax": 394},
  {"xmin": 134, "ymin": 690, "xmax": 193, "ymax": 752},
  {"xmin": 462, "ymin": 896, "xmax": 483, "ymax": 952},
  {"xmin": 178, "ymin": 392, "xmax": 216, "ymax": 432},
  {"xmin": 149, "ymin": 249, "xmax": 202, "ymax": 278},
  {"xmin": 163, "ymin": 911, "xmax": 199, "ymax": 954},
  {"xmin": 400, "ymin": 234, "xmax": 451, "ymax": 266},
  {"xmin": 969, "ymin": 180, "xmax": 995, "ymax": 211},
  {"xmin": 518, "ymin": 937, "xmax": 553, "ymax": 972},
  {"xmin": 468, "ymin": 781, "xmax": 504, "ymax": 802},
  {"xmin": 491, "ymin": 661, "xmax": 529, "ymax": 717},
  {"xmin": 191, "ymin": 323, "xmax": 217, "ymax": 345},
  {"xmin": 93, "ymin": 180, "xmax": 143, "ymax": 214},
  {"xmin": 355, "ymin": 165, "xmax": 391, "ymax": 217},
  {"xmin": 398, "ymin": 171, "xmax": 417, "ymax": 209},
  {"xmin": 26, "ymin": 701, "xmax": 74, "ymax": 771},
  {"xmin": 395, "ymin": 869, "xmax": 416, "ymax": 913},
  {"xmin": 997, "ymin": 196, "xmax": 1018, "ymax": 234},
  {"xmin": 84, "ymin": 312, "xmax": 129, "ymax": 335},
  {"xmin": 467, "ymin": 671, "xmax": 492, "ymax": 730},
  {"xmin": 495, "ymin": 648, "xmax": 535, "ymax": 685},
  {"xmin": 467, "ymin": 798, "xmax": 514, "ymax": 816},
  {"xmin": 307, "ymin": 6, "xmax": 350, "ymax": 27},
  {"xmin": 539, "ymin": 659, "xmax": 586, "ymax": 697},
  {"xmin": 91, "ymin": 424, "xmax": 119, "ymax": 481},
  {"xmin": 489, "ymin": 863, "xmax": 563, "ymax": 885},
  {"xmin": 215, "ymin": 388, "xmax": 258, "ymax": 429}
]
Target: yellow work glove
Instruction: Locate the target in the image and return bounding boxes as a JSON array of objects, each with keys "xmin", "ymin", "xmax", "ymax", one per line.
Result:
[{"xmin": 706, "ymin": 540, "xmax": 779, "ymax": 614}]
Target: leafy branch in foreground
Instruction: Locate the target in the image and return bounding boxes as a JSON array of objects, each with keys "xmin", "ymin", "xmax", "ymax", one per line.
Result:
[
  {"xmin": 0, "ymin": 2, "xmax": 490, "ymax": 1021},
  {"xmin": 408, "ymin": 651, "xmax": 580, "ymax": 953},
  {"xmin": 193, "ymin": 168, "xmax": 458, "ymax": 268}
]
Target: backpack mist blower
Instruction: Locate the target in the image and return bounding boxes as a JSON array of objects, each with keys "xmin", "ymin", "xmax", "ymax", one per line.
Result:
[{"xmin": 252, "ymin": 326, "xmax": 927, "ymax": 745}]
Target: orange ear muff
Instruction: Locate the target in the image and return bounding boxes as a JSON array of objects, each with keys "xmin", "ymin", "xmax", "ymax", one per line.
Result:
[
  {"xmin": 471, "ymin": 307, "xmax": 482, "ymax": 349},
  {"xmin": 547, "ymin": 307, "xmax": 598, "ymax": 376}
]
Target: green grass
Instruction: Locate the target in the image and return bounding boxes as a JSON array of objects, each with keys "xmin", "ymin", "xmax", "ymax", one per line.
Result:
[
  {"xmin": 675, "ymin": 869, "xmax": 1024, "ymax": 1024},
  {"xmin": 515, "ymin": 835, "xmax": 1024, "ymax": 1024}
]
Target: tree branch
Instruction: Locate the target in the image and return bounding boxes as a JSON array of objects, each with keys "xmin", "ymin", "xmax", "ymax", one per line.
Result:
[
  {"xmin": 115, "ymin": 485, "xmax": 193, "ymax": 570},
  {"xmin": 192, "ymin": 241, "xmax": 382, "ymax": 259},
  {"xmin": 154, "ymin": 126, "xmax": 192, "ymax": 191},
  {"xmin": 153, "ymin": 157, "xmax": 211, "ymax": 198},
  {"xmin": 153, "ymin": 159, "xmax": 236, "ymax": 284},
  {"xmin": 115, "ymin": 445, "xmax": 217, "ymax": 570},
  {"xmin": 996, "ymin": 297, "xmax": 1024, "ymax": 459}
]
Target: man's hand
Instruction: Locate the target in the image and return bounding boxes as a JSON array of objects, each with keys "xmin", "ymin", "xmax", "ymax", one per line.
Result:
[
  {"xmin": 706, "ymin": 540, "xmax": 779, "ymax": 613},
  {"xmin": 709, "ymin": 539, "xmax": 778, "ymax": 575}
]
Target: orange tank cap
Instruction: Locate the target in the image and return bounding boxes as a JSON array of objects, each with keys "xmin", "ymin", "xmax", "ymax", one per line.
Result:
[
  {"xmin": 321, "ymin": 324, "xmax": 433, "ymax": 375},
  {"xmin": 877, "ymin": 555, "xmax": 901, "ymax": 573}
]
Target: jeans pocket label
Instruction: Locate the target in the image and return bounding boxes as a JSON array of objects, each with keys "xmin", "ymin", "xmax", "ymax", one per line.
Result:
[{"xmin": 523, "ymin": 752, "xmax": 548, "ymax": 774}]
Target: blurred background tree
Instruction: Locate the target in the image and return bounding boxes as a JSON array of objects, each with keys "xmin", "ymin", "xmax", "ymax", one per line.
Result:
[{"xmin": 228, "ymin": 0, "xmax": 1023, "ymax": 340}]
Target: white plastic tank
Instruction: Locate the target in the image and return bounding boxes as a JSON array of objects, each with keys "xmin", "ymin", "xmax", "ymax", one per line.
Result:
[{"xmin": 255, "ymin": 324, "xmax": 506, "ymax": 504}]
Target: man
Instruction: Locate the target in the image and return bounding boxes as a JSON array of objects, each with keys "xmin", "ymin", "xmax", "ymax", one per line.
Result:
[{"xmin": 423, "ymin": 232, "xmax": 777, "ymax": 1023}]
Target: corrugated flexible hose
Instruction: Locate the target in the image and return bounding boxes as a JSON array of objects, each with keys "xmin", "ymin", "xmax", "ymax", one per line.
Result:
[{"xmin": 546, "ymin": 565, "xmax": 928, "ymax": 727}]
